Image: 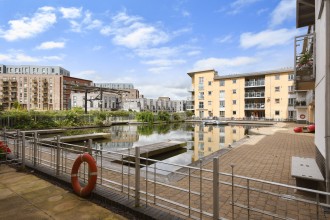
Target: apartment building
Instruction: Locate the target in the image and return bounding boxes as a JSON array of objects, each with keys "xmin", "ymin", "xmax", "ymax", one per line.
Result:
[
  {"xmin": 122, "ymin": 97, "xmax": 186, "ymax": 113},
  {"xmin": 187, "ymin": 68, "xmax": 309, "ymax": 121},
  {"xmin": 94, "ymin": 83, "xmax": 134, "ymax": 90},
  {"xmin": 0, "ymin": 64, "xmax": 70, "ymax": 76},
  {"xmin": 0, "ymin": 74, "xmax": 63, "ymax": 110}
]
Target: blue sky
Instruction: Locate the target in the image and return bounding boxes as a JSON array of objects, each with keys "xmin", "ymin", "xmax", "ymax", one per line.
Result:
[{"xmin": 0, "ymin": 0, "xmax": 304, "ymax": 100}]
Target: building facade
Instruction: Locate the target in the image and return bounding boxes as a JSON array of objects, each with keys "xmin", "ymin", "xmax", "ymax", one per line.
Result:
[
  {"xmin": 71, "ymin": 91, "xmax": 121, "ymax": 111},
  {"xmin": 94, "ymin": 83, "xmax": 134, "ymax": 90},
  {"xmin": 187, "ymin": 68, "xmax": 310, "ymax": 121},
  {"xmin": 0, "ymin": 64, "xmax": 70, "ymax": 76},
  {"xmin": 122, "ymin": 97, "xmax": 186, "ymax": 113},
  {"xmin": 0, "ymin": 74, "xmax": 63, "ymax": 110}
]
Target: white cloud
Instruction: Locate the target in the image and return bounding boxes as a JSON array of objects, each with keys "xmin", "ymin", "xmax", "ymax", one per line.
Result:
[
  {"xmin": 83, "ymin": 11, "xmax": 102, "ymax": 30},
  {"xmin": 100, "ymin": 11, "xmax": 169, "ymax": 49},
  {"xmin": 229, "ymin": 0, "xmax": 260, "ymax": 14},
  {"xmin": 148, "ymin": 66, "xmax": 172, "ymax": 74},
  {"xmin": 59, "ymin": 7, "xmax": 82, "ymax": 19},
  {"xmin": 193, "ymin": 56, "xmax": 258, "ymax": 71},
  {"xmin": 0, "ymin": 52, "xmax": 40, "ymax": 63},
  {"xmin": 257, "ymin": 8, "xmax": 269, "ymax": 15},
  {"xmin": 240, "ymin": 28, "xmax": 301, "ymax": 49},
  {"xmin": 0, "ymin": 6, "xmax": 56, "ymax": 41},
  {"xmin": 182, "ymin": 10, "xmax": 190, "ymax": 17},
  {"xmin": 92, "ymin": 45, "xmax": 103, "ymax": 51},
  {"xmin": 135, "ymin": 47, "xmax": 181, "ymax": 58},
  {"xmin": 215, "ymin": 35, "xmax": 233, "ymax": 44},
  {"xmin": 270, "ymin": 0, "xmax": 295, "ymax": 27},
  {"xmin": 43, "ymin": 55, "xmax": 63, "ymax": 61},
  {"xmin": 73, "ymin": 70, "xmax": 102, "ymax": 81},
  {"xmin": 36, "ymin": 41, "xmax": 65, "ymax": 50},
  {"xmin": 142, "ymin": 59, "xmax": 186, "ymax": 66},
  {"xmin": 187, "ymin": 50, "xmax": 200, "ymax": 56}
]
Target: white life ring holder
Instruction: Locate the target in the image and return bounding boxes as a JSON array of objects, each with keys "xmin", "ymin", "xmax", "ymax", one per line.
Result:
[{"xmin": 300, "ymin": 114, "xmax": 306, "ymax": 119}]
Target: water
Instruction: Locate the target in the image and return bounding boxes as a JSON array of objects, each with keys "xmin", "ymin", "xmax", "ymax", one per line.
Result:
[{"xmin": 60, "ymin": 123, "xmax": 257, "ymax": 174}]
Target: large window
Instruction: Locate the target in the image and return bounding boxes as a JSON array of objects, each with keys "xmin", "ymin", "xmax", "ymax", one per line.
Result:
[
  {"xmin": 288, "ymin": 98, "xmax": 296, "ymax": 106},
  {"xmin": 199, "ymin": 77, "xmax": 204, "ymax": 84},
  {"xmin": 233, "ymin": 89, "xmax": 236, "ymax": 94},
  {"xmin": 275, "ymin": 74, "xmax": 280, "ymax": 80},
  {"xmin": 220, "ymin": 100, "xmax": 225, "ymax": 108},
  {"xmin": 219, "ymin": 90, "xmax": 225, "ymax": 99},
  {"xmin": 288, "ymin": 74, "xmax": 294, "ymax": 80},
  {"xmin": 199, "ymin": 102, "xmax": 204, "ymax": 109},
  {"xmin": 275, "ymin": 86, "xmax": 280, "ymax": 92},
  {"xmin": 219, "ymin": 111, "xmax": 225, "ymax": 117},
  {"xmin": 220, "ymin": 80, "xmax": 225, "ymax": 86}
]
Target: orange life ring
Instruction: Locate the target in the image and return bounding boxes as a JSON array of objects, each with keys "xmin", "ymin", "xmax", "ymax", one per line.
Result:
[
  {"xmin": 71, "ymin": 153, "xmax": 97, "ymax": 197},
  {"xmin": 300, "ymin": 114, "xmax": 306, "ymax": 119}
]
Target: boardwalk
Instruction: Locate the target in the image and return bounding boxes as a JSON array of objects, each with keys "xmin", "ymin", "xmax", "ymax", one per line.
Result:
[{"xmin": 110, "ymin": 141, "xmax": 187, "ymax": 161}]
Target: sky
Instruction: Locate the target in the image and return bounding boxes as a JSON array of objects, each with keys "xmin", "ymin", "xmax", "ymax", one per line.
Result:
[{"xmin": 0, "ymin": 0, "xmax": 305, "ymax": 100}]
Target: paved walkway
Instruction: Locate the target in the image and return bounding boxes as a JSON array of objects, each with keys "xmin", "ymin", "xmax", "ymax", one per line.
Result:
[{"xmin": 0, "ymin": 165, "xmax": 128, "ymax": 220}]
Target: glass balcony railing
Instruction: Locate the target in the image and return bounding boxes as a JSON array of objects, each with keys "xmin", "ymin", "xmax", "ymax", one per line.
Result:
[
  {"xmin": 294, "ymin": 33, "xmax": 315, "ymax": 90},
  {"xmin": 245, "ymin": 103, "xmax": 265, "ymax": 109},
  {"xmin": 245, "ymin": 80, "xmax": 265, "ymax": 87},
  {"xmin": 245, "ymin": 92, "xmax": 265, "ymax": 98},
  {"xmin": 294, "ymin": 100, "xmax": 307, "ymax": 108}
]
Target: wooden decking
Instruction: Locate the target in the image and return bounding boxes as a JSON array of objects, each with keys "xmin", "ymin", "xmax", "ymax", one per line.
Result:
[
  {"xmin": 42, "ymin": 133, "xmax": 111, "ymax": 142},
  {"xmin": 110, "ymin": 141, "xmax": 187, "ymax": 161}
]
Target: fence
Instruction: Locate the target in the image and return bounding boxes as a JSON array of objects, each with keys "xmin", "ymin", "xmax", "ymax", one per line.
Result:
[{"xmin": 1, "ymin": 129, "xmax": 329, "ymax": 219}]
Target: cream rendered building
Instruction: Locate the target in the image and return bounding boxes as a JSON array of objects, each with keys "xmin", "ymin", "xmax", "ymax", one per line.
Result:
[{"xmin": 187, "ymin": 68, "xmax": 307, "ymax": 121}]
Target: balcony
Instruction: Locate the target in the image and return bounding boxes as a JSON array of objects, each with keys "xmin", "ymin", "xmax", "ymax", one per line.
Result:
[
  {"xmin": 294, "ymin": 33, "xmax": 315, "ymax": 90},
  {"xmin": 294, "ymin": 100, "xmax": 307, "ymax": 108},
  {"xmin": 245, "ymin": 91, "xmax": 265, "ymax": 99},
  {"xmin": 245, "ymin": 103, "xmax": 265, "ymax": 110},
  {"xmin": 245, "ymin": 80, "xmax": 265, "ymax": 87}
]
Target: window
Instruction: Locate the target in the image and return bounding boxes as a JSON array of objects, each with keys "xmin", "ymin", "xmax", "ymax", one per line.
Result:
[
  {"xmin": 219, "ymin": 111, "xmax": 225, "ymax": 117},
  {"xmin": 220, "ymin": 136, "xmax": 225, "ymax": 143},
  {"xmin": 233, "ymin": 100, "xmax": 236, "ymax": 105},
  {"xmin": 275, "ymin": 110, "xmax": 280, "ymax": 116},
  {"xmin": 208, "ymin": 101, "xmax": 212, "ymax": 106},
  {"xmin": 208, "ymin": 81, "xmax": 212, "ymax": 86},
  {"xmin": 198, "ymin": 92, "xmax": 204, "ymax": 99},
  {"xmin": 199, "ymin": 132, "xmax": 204, "ymax": 141},
  {"xmin": 275, "ymin": 86, "xmax": 280, "ymax": 92},
  {"xmin": 233, "ymin": 111, "xmax": 236, "ymax": 115},
  {"xmin": 199, "ymin": 102, "xmax": 204, "ymax": 109},
  {"xmin": 288, "ymin": 98, "xmax": 296, "ymax": 106},
  {"xmin": 208, "ymin": 91, "xmax": 212, "ymax": 95},
  {"xmin": 73, "ymin": 96, "xmax": 77, "ymax": 100},
  {"xmin": 275, "ymin": 74, "xmax": 280, "ymax": 80},
  {"xmin": 220, "ymin": 80, "xmax": 225, "ymax": 86},
  {"xmin": 233, "ymin": 129, "xmax": 236, "ymax": 134},
  {"xmin": 199, "ymin": 77, "xmax": 204, "ymax": 84},
  {"xmin": 219, "ymin": 90, "xmax": 225, "ymax": 99},
  {"xmin": 233, "ymin": 89, "xmax": 236, "ymax": 94},
  {"xmin": 275, "ymin": 98, "xmax": 280, "ymax": 103},
  {"xmin": 220, "ymin": 100, "xmax": 225, "ymax": 108},
  {"xmin": 233, "ymin": 79, "xmax": 236, "ymax": 84},
  {"xmin": 288, "ymin": 74, "xmax": 294, "ymax": 81},
  {"xmin": 288, "ymin": 86, "xmax": 294, "ymax": 92}
]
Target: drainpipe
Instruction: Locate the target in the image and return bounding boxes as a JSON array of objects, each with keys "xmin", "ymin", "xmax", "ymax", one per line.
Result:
[{"xmin": 324, "ymin": 0, "xmax": 330, "ymax": 203}]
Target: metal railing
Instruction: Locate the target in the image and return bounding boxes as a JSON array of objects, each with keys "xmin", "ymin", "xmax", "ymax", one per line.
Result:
[
  {"xmin": 245, "ymin": 103, "xmax": 265, "ymax": 109},
  {"xmin": 245, "ymin": 92, "xmax": 265, "ymax": 98},
  {"xmin": 245, "ymin": 80, "xmax": 265, "ymax": 87},
  {"xmin": 1, "ymin": 129, "xmax": 329, "ymax": 219}
]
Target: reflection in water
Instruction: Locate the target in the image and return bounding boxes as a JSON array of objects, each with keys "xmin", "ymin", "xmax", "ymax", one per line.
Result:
[{"xmin": 60, "ymin": 123, "xmax": 255, "ymax": 173}]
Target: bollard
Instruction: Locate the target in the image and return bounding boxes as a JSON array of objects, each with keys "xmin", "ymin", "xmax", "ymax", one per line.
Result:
[
  {"xmin": 33, "ymin": 131, "xmax": 37, "ymax": 166},
  {"xmin": 135, "ymin": 147, "xmax": 141, "ymax": 207},
  {"xmin": 56, "ymin": 135, "xmax": 60, "ymax": 176},
  {"xmin": 213, "ymin": 158, "xmax": 219, "ymax": 220},
  {"xmin": 21, "ymin": 132, "xmax": 25, "ymax": 169}
]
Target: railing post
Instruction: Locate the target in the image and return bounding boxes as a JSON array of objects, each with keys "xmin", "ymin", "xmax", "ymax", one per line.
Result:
[
  {"xmin": 88, "ymin": 139, "xmax": 92, "ymax": 154},
  {"xmin": 16, "ymin": 130, "xmax": 20, "ymax": 158},
  {"xmin": 213, "ymin": 157, "xmax": 219, "ymax": 220},
  {"xmin": 200, "ymin": 159, "xmax": 203, "ymax": 220},
  {"xmin": 3, "ymin": 127, "xmax": 6, "ymax": 144},
  {"xmin": 56, "ymin": 135, "xmax": 60, "ymax": 176},
  {"xmin": 231, "ymin": 164, "xmax": 235, "ymax": 220},
  {"xmin": 21, "ymin": 132, "xmax": 25, "ymax": 169},
  {"xmin": 135, "ymin": 147, "xmax": 140, "ymax": 207},
  {"xmin": 33, "ymin": 131, "xmax": 37, "ymax": 166}
]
